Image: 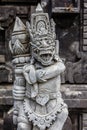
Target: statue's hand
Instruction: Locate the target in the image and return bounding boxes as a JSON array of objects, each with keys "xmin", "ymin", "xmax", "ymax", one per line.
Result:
[
  {"xmin": 36, "ymin": 69, "xmax": 47, "ymax": 82},
  {"xmin": 23, "ymin": 64, "xmax": 36, "ymax": 84},
  {"xmin": 13, "ymin": 114, "xmax": 18, "ymax": 125}
]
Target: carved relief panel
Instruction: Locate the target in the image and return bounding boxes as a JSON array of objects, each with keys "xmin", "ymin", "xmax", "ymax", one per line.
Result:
[
  {"xmin": 0, "ymin": 1, "xmax": 86, "ymax": 130},
  {"xmin": 51, "ymin": 0, "xmax": 87, "ymax": 84},
  {"xmin": 0, "ymin": 6, "xmax": 31, "ymax": 83},
  {"xmin": 52, "ymin": 0, "xmax": 80, "ymax": 12}
]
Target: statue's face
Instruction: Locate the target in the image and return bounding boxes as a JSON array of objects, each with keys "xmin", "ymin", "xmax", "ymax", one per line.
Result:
[{"xmin": 31, "ymin": 39, "xmax": 55, "ymax": 66}]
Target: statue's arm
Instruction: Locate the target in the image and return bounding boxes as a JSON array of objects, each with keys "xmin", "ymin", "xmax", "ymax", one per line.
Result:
[
  {"xmin": 23, "ymin": 64, "xmax": 38, "ymax": 98},
  {"xmin": 36, "ymin": 60, "xmax": 65, "ymax": 81}
]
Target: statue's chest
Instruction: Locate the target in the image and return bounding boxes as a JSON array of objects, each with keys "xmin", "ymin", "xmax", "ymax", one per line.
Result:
[
  {"xmin": 38, "ymin": 76, "xmax": 60, "ymax": 93},
  {"xmin": 35, "ymin": 76, "xmax": 60, "ymax": 106}
]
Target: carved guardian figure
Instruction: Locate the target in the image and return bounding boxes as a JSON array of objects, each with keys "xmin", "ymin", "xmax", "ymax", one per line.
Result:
[{"xmin": 9, "ymin": 4, "xmax": 68, "ymax": 130}]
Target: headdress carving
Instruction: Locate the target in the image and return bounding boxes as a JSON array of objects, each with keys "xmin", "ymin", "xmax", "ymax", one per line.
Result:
[
  {"xmin": 26, "ymin": 4, "xmax": 58, "ymax": 66},
  {"xmin": 26, "ymin": 4, "xmax": 56, "ymax": 43}
]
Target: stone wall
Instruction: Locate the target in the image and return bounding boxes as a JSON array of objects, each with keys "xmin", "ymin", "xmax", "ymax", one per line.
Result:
[{"xmin": 0, "ymin": 0, "xmax": 87, "ymax": 130}]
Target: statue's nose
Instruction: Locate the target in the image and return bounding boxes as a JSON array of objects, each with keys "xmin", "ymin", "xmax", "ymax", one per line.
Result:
[{"xmin": 41, "ymin": 40, "xmax": 49, "ymax": 47}]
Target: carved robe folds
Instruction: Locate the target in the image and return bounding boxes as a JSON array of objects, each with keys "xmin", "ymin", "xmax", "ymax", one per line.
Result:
[{"xmin": 21, "ymin": 59, "xmax": 68, "ymax": 129}]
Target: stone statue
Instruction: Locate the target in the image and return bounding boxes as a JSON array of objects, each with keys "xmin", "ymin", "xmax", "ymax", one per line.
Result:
[{"xmin": 9, "ymin": 4, "xmax": 68, "ymax": 130}]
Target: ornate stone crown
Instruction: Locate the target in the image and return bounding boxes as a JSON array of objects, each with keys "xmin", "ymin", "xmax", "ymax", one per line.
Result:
[{"xmin": 26, "ymin": 4, "xmax": 56, "ymax": 43}]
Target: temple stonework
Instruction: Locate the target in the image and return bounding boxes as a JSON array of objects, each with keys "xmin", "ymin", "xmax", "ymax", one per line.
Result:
[{"xmin": 0, "ymin": 0, "xmax": 86, "ymax": 130}]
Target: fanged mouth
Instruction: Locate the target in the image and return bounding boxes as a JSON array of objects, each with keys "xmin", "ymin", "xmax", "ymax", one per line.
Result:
[
  {"xmin": 40, "ymin": 51, "xmax": 53, "ymax": 63},
  {"xmin": 40, "ymin": 53, "xmax": 52, "ymax": 61}
]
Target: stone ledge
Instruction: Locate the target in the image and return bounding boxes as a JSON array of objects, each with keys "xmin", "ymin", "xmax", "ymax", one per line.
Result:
[
  {"xmin": 65, "ymin": 99, "xmax": 87, "ymax": 108},
  {"xmin": 0, "ymin": 97, "xmax": 13, "ymax": 105},
  {"xmin": 61, "ymin": 84, "xmax": 87, "ymax": 91},
  {"xmin": 61, "ymin": 84, "xmax": 87, "ymax": 108},
  {"xmin": 0, "ymin": 84, "xmax": 13, "ymax": 105},
  {"xmin": 0, "ymin": 84, "xmax": 87, "ymax": 108}
]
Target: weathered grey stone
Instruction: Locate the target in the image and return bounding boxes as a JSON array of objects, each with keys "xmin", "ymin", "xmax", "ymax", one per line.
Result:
[
  {"xmin": 84, "ymin": 3, "xmax": 87, "ymax": 8},
  {"xmin": 84, "ymin": 20, "xmax": 87, "ymax": 25},
  {"xmin": 10, "ymin": 3, "xmax": 68, "ymax": 130},
  {"xmin": 84, "ymin": 9, "xmax": 87, "ymax": 13},
  {"xmin": 0, "ymin": 65, "xmax": 13, "ymax": 83},
  {"xmin": 83, "ymin": 46, "xmax": 87, "ymax": 51},
  {"xmin": 0, "ymin": 55, "xmax": 5, "ymax": 63},
  {"xmin": 3, "ymin": 112, "xmax": 14, "ymax": 130},
  {"xmin": 1, "ymin": 84, "xmax": 87, "ymax": 108},
  {"xmin": 83, "ymin": 39, "xmax": 87, "ymax": 45},
  {"xmin": 83, "ymin": 121, "xmax": 87, "ymax": 127},
  {"xmin": 0, "ymin": 119, "xmax": 3, "ymax": 130},
  {"xmin": 83, "ymin": 32, "xmax": 87, "ymax": 38},
  {"xmin": 1, "ymin": 0, "xmax": 39, "ymax": 4},
  {"xmin": 0, "ymin": 85, "xmax": 12, "ymax": 105},
  {"xmin": 61, "ymin": 85, "xmax": 87, "ymax": 108},
  {"xmin": 84, "ymin": 26, "xmax": 87, "ymax": 32},
  {"xmin": 62, "ymin": 117, "xmax": 72, "ymax": 130},
  {"xmin": 84, "ymin": 14, "xmax": 87, "ymax": 20}
]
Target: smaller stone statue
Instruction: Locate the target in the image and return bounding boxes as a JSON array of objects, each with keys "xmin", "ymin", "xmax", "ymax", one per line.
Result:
[{"xmin": 9, "ymin": 3, "xmax": 68, "ymax": 130}]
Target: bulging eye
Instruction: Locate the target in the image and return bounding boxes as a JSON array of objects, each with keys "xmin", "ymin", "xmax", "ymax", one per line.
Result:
[
  {"xmin": 47, "ymin": 41, "xmax": 51, "ymax": 44},
  {"xmin": 36, "ymin": 41, "xmax": 40, "ymax": 46},
  {"xmin": 52, "ymin": 42, "xmax": 55, "ymax": 46}
]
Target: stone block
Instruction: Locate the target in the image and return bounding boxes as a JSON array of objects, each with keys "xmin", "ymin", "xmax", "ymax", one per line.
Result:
[
  {"xmin": 83, "ymin": 45, "xmax": 87, "ymax": 51},
  {"xmin": 84, "ymin": 26, "xmax": 87, "ymax": 32},
  {"xmin": 84, "ymin": 3, "xmax": 87, "ymax": 8},
  {"xmin": 62, "ymin": 117, "xmax": 72, "ymax": 130},
  {"xmin": 83, "ymin": 39, "xmax": 87, "ymax": 45},
  {"xmin": 83, "ymin": 114, "xmax": 87, "ymax": 120},
  {"xmin": 84, "ymin": 9, "xmax": 87, "ymax": 13},
  {"xmin": 61, "ymin": 85, "xmax": 87, "ymax": 108},
  {"xmin": 84, "ymin": 14, "xmax": 87, "ymax": 20},
  {"xmin": 0, "ymin": 85, "xmax": 13, "ymax": 105},
  {"xmin": 0, "ymin": 119, "xmax": 3, "ymax": 130},
  {"xmin": 83, "ymin": 113, "xmax": 87, "ymax": 130},
  {"xmin": 83, "ymin": 32, "xmax": 87, "ymax": 38},
  {"xmin": 0, "ymin": 55, "xmax": 5, "ymax": 63},
  {"xmin": 84, "ymin": 0, "xmax": 87, "ymax": 3},
  {"xmin": 84, "ymin": 20, "xmax": 87, "ymax": 25},
  {"xmin": 1, "ymin": 0, "xmax": 40, "ymax": 4},
  {"xmin": 3, "ymin": 113, "xmax": 14, "ymax": 130}
]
